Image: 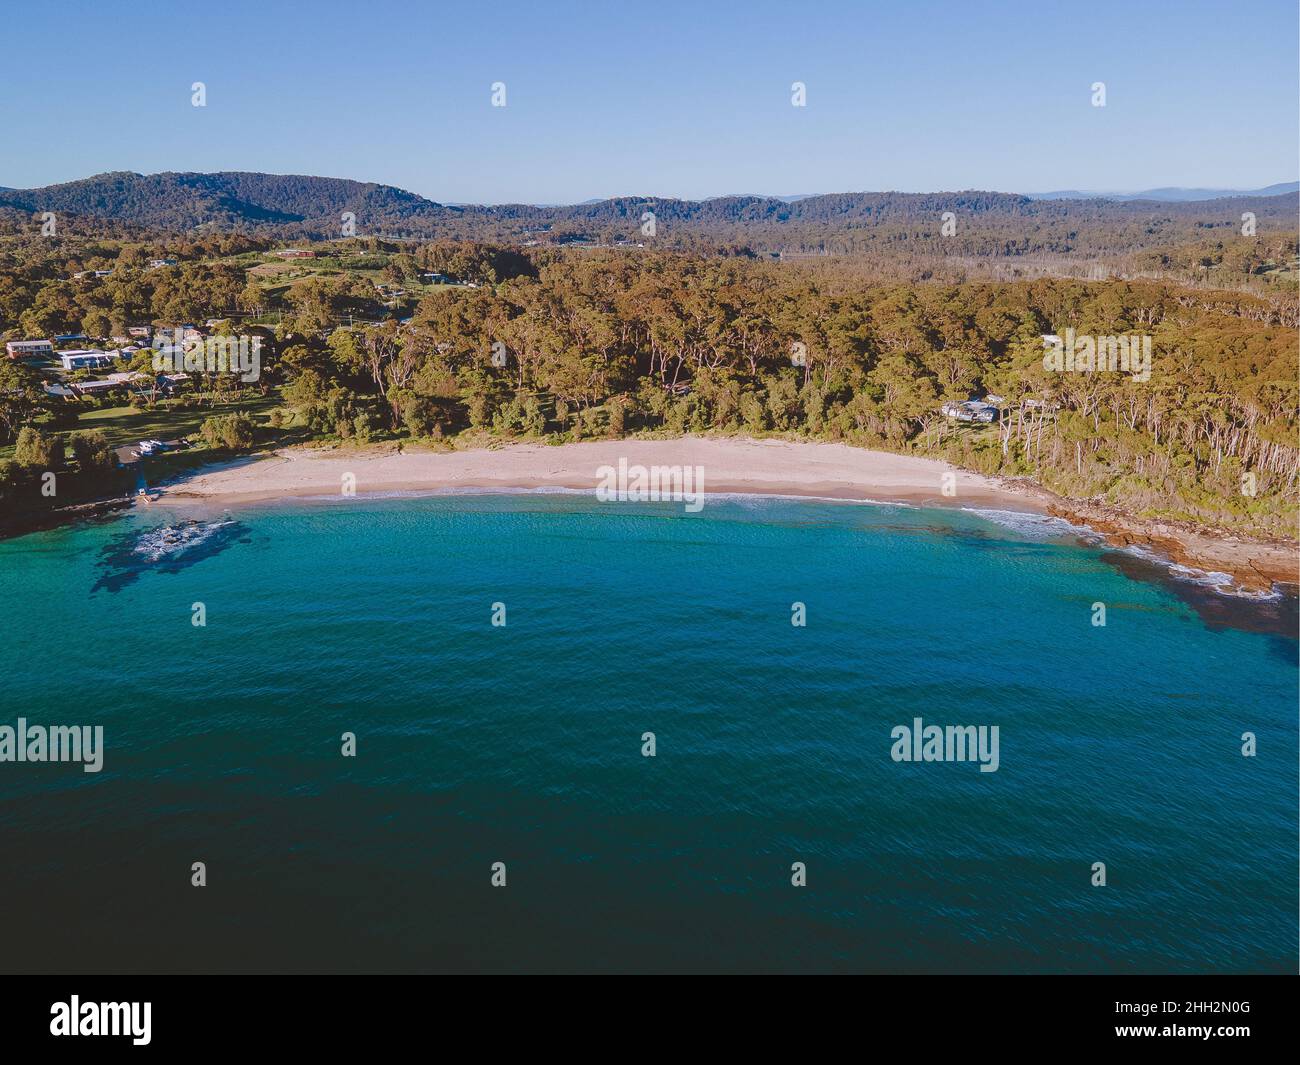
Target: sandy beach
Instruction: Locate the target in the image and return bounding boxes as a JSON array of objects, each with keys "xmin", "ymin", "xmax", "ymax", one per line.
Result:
[
  {"xmin": 153, "ymin": 437, "xmax": 1030, "ymax": 510},
  {"xmin": 150, "ymin": 436, "xmax": 1296, "ymax": 596}
]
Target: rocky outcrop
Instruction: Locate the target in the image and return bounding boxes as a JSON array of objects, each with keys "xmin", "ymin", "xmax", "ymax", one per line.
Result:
[{"xmin": 1043, "ymin": 498, "xmax": 1297, "ymax": 596}]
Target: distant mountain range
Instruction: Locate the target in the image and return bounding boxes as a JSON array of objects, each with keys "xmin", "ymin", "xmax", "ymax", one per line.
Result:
[
  {"xmin": 1, "ymin": 171, "xmax": 1295, "ymax": 248},
  {"xmin": 1028, "ymin": 182, "xmax": 1299, "ymax": 202},
  {"xmin": 0, "ymin": 172, "xmax": 448, "ymax": 231}
]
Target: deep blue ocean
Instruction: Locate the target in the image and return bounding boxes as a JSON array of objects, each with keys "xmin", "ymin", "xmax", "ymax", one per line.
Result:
[{"xmin": 0, "ymin": 492, "xmax": 1295, "ymax": 973}]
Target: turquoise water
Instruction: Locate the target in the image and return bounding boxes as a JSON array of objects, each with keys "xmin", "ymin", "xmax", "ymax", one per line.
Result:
[{"xmin": 0, "ymin": 493, "xmax": 1295, "ymax": 973}]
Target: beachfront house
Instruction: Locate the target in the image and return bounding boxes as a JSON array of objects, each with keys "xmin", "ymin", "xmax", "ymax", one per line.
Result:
[
  {"xmin": 941, "ymin": 399, "xmax": 999, "ymax": 424},
  {"xmin": 6, "ymin": 339, "xmax": 54, "ymax": 361}
]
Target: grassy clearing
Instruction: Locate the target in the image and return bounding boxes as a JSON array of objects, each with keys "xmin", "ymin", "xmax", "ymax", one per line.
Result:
[{"xmin": 76, "ymin": 393, "xmax": 282, "ymax": 449}]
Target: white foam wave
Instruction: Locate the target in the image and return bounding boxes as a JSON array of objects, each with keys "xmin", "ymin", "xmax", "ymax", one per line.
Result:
[
  {"xmin": 1120, "ymin": 544, "xmax": 1284, "ymax": 601},
  {"xmin": 960, "ymin": 507, "xmax": 1098, "ymax": 541},
  {"xmin": 965, "ymin": 509, "xmax": 1284, "ymax": 600},
  {"xmin": 295, "ymin": 486, "xmax": 916, "ymax": 508},
  {"xmin": 132, "ymin": 520, "xmax": 235, "ymax": 562}
]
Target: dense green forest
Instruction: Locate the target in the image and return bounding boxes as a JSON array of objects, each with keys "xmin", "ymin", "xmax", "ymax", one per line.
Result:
[{"xmin": 2, "ymin": 228, "xmax": 1295, "ymax": 537}]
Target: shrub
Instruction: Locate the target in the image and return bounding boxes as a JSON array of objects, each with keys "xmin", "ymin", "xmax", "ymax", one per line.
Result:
[
  {"xmin": 67, "ymin": 429, "xmax": 116, "ymax": 476},
  {"xmin": 13, "ymin": 427, "xmax": 62, "ymax": 469},
  {"xmin": 199, "ymin": 412, "xmax": 256, "ymax": 451}
]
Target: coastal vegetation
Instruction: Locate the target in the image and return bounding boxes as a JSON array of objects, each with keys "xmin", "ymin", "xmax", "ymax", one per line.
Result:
[{"xmin": 1, "ymin": 222, "xmax": 1296, "ymax": 539}]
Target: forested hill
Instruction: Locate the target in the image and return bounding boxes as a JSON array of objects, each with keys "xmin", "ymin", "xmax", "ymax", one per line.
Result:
[
  {"xmin": 2, "ymin": 172, "xmax": 1296, "ymax": 255},
  {"xmin": 0, "ymin": 172, "xmax": 460, "ymax": 231}
]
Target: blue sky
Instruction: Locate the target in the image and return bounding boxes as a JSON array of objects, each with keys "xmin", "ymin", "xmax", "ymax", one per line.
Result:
[{"xmin": 3, "ymin": 0, "xmax": 1296, "ymax": 203}]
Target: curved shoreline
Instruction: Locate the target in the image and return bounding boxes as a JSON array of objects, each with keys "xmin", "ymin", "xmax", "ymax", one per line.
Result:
[{"xmin": 139, "ymin": 436, "xmax": 1295, "ymax": 599}]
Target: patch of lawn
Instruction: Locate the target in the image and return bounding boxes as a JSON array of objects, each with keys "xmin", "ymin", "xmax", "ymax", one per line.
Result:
[{"xmin": 77, "ymin": 393, "xmax": 282, "ymax": 449}]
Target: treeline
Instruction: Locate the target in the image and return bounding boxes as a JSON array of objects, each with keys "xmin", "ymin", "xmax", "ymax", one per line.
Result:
[
  {"xmin": 263, "ymin": 252, "xmax": 1296, "ymax": 535},
  {"xmin": 0, "ymin": 425, "xmax": 122, "ymax": 516},
  {"xmin": 0, "ymin": 171, "xmax": 446, "ymax": 231},
  {"xmin": 2, "ymin": 172, "xmax": 1295, "ymax": 292},
  {"xmin": 0, "ymin": 234, "xmax": 543, "ymax": 338},
  {"xmin": 2, "ymin": 239, "xmax": 1296, "ymax": 537}
]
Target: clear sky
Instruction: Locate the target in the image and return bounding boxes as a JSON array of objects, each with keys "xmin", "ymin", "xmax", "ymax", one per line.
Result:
[{"xmin": 3, "ymin": 0, "xmax": 1296, "ymax": 203}]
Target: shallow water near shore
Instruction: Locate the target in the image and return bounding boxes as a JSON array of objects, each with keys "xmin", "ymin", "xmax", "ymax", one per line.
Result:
[{"xmin": 0, "ymin": 492, "xmax": 1295, "ymax": 972}]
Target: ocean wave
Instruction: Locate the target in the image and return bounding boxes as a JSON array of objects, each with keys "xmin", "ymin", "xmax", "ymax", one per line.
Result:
[
  {"xmin": 295, "ymin": 486, "xmax": 918, "ymax": 508},
  {"xmin": 960, "ymin": 507, "xmax": 1100, "ymax": 541},
  {"xmin": 131, "ymin": 519, "xmax": 238, "ymax": 563},
  {"xmin": 702, "ymin": 492, "xmax": 917, "ymax": 508},
  {"xmin": 964, "ymin": 508, "xmax": 1284, "ymax": 601},
  {"xmin": 94, "ymin": 518, "xmax": 248, "ymax": 593},
  {"xmin": 297, "ymin": 486, "xmax": 594, "ymax": 502},
  {"xmin": 1119, "ymin": 544, "xmax": 1285, "ymax": 602}
]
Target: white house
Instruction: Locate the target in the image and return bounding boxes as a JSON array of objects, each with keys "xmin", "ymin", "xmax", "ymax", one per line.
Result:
[
  {"xmin": 60, "ymin": 349, "xmax": 120, "ymax": 371},
  {"xmin": 941, "ymin": 400, "xmax": 998, "ymax": 424}
]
